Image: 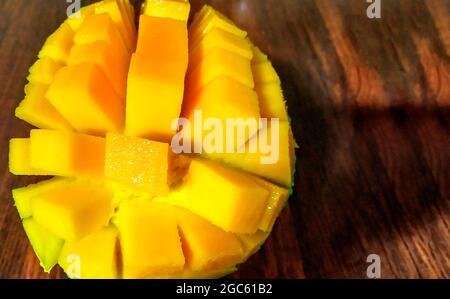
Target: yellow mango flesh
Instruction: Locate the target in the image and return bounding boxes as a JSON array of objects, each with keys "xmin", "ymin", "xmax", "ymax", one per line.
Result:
[
  {"xmin": 12, "ymin": 178, "xmax": 70, "ymax": 219},
  {"xmin": 95, "ymin": 0, "xmax": 136, "ymax": 52},
  {"xmin": 179, "ymin": 158, "xmax": 269, "ymax": 234},
  {"xmin": 189, "ymin": 5, "xmax": 247, "ymax": 48},
  {"xmin": 206, "ymin": 121, "xmax": 294, "ymax": 187},
  {"xmin": 16, "ymin": 82, "xmax": 72, "ymax": 130},
  {"xmin": 125, "ymin": 53, "xmax": 186, "ymax": 142},
  {"xmin": 136, "ymin": 15, "xmax": 188, "ymax": 66},
  {"xmin": 66, "ymin": 3, "xmax": 98, "ymax": 31},
  {"xmin": 251, "ymin": 46, "xmax": 269, "ymax": 64},
  {"xmin": 27, "ymin": 56, "xmax": 63, "ymax": 85},
  {"xmin": 10, "ymin": 2, "xmax": 296, "ymax": 279},
  {"xmin": 29, "ymin": 129, "xmax": 105, "ymax": 177},
  {"xmin": 105, "ymin": 133, "xmax": 171, "ymax": 195},
  {"xmin": 182, "ymin": 76, "xmax": 261, "ymax": 152},
  {"xmin": 9, "ymin": 138, "xmax": 46, "ymax": 176},
  {"xmin": 68, "ymin": 41, "xmax": 129, "ymax": 101},
  {"xmin": 237, "ymin": 231, "xmax": 270, "ymax": 262},
  {"xmin": 74, "ymin": 13, "xmax": 131, "ymax": 62},
  {"xmin": 143, "ymin": 0, "xmax": 191, "ymax": 21},
  {"xmin": 189, "ymin": 27, "xmax": 253, "ymax": 71},
  {"xmin": 255, "ymin": 83, "xmax": 289, "ymax": 121},
  {"xmin": 22, "ymin": 218, "xmax": 65, "ymax": 273},
  {"xmin": 38, "ymin": 23, "xmax": 74, "ymax": 64},
  {"xmin": 58, "ymin": 226, "xmax": 118, "ymax": 279},
  {"xmin": 46, "ymin": 63, "xmax": 124, "ymax": 135},
  {"xmin": 187, "ymin": 48, "xmax": 254, "ymax": 94},
  {"xmin": 252, "ymin": 177, "xmax": 289, "ymax": 232},
  {"xmin": 183, "ymin": 76, "xmax": 259, "ymax": 121},
  {"xmin": 252, "ymin": 61, "xmax": 281, "ymax": 85},
  {"xmin": 176, "ymin": 207, "xmax": 244, "ymax": 272},
  {"xmin": 116, "ymin": 201, "xmax": 185, "ymax": 278},
  {"xmin": 32, "ymin": 181, "xmax": 113, "ymax": 241}
]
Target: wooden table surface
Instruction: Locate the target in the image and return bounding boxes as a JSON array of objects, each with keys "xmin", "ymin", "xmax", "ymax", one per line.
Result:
[{"xmin": 0, "ymin": 0, "xmax": 449, "ymax": 279}]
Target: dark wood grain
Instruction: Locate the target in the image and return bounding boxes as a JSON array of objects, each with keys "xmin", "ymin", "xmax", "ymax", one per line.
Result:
[{"xmin": 0, "ymin": 0, "xmax": 449, "ymax": 279}]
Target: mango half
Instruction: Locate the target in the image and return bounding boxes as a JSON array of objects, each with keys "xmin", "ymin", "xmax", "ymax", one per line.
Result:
[{"xmin": 9, "ymin": 0, "xmax": 296, "ymax": 279}]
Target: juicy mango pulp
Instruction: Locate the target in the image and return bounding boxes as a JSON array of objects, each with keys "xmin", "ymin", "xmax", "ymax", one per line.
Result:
[{"xmin": 11, "ymin": 0, "xmax": 296, "ymax": 279}]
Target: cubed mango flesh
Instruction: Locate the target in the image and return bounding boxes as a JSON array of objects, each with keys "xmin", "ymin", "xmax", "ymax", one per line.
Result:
[
  {"xmin": 105, "ymin": 133, "xmax": 186, "ymax": 194},
  {"xmin": 38, "ymin": 23, "xmax": 74, "ymax": 64},
  {"xmin": 15, "ymin": 82, "xmax": 72, "ymax": 130},
  {"xmin": 32, "ymin": 180, "xmax": 113, "ymax": 241},
  {"xmin": 142, "ymin": 0, "xmax": 190, "ymax": 21},
  {"xmin": 136, "ymin": 15, "xmax": 188, "ymax": 66},
  {"xmin": 237, "ymin": 231, "xmax": 269, "ymax": 262},
  {"xmin": 9, "ymin": 138, "xmax": 47, "ymax": 176},
  {"xmin": 189, "ymin": 27, "xmax": 253, "ymax": 71},
  {"xmin": 189, "ymin": 5, "xmax": 247, "ymax": 48},
  {"xmin": 27, "ymin": 56, "xmax": 63, "ymax": 85},
  {"xmin": 58, "ymin": 226, "xmax": 118, "ymax": 278},
  {"xmin": 252, "ymin": 61, "xmax": 281, "ymax": 85},
  {"xmin": 66, "ymin": 2, "xmax": 98, "ymax": 31},
  {"xmin": 74, "ymin": 13, "xmax": 131, "ymax": 63},
  {"xmin": 95, "ymin": 0, "xmax": 136, "ymax": 52},
  {"xmin": 255, "ymin": 82, "xmax": 289, "ymax": 121},
  {"xmin": 68, "ymin": 41, "xmax": 129, "ymax": 101},
  {"xmin": 205, "ymin": 121, "xmax": 294, "ymax": 187},
  {"xmin": 251, "ymin": 46, "xmax": 269, "ymax": 64},
  {"xmin": 252, "ymin": 177, "xmax": 289, "ymax": 232},
  {"xmin": 125, "ymin": 53, "xmax": 185, "ymax": 141},
  {"xmin": 176, "ymin": 207, "xmax": 243, "ymax": 272},
  {"xmin": 46, "ymin": 63, "xmax": 124, "ymax": 135},
  {"xmin": 183, "ymin": 75, "xmax": 260, "ymax": 121},
  {"xmin": 22, "ymin": 218, "xmax": 65, "ymax": 273},
  {"xmin": 180, "ymin": 158, "xmax": 269, "ymax": 234},
  {"xmin": 12, "ymin": 178, "xmax": 70, "ymax": 219},
  {"xmin": 187, "ymin": 48, "xmax": 254, "ymax": 94},
  {"xmin": 116, "ymin": 201, "xmax": 185, "ymax": 278},
  {"xmin": 29, "ymin": 129, "xmax": 105, "ymax": 177}
]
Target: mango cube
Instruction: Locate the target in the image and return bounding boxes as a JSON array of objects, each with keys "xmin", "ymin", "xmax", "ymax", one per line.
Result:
[
  {"xmin": 237, "ymin": 231, "xmax": 269, "ymax": 262},
  {"xmin": 16, "ymin": 83, "xmax": 72, "ymax": 130},
  {"xmin": 68, "ymin": 41, "xmax": 129, "ymax": 101},
  {"xmin": 58, "ymin": 226, "xmax": 118, "ymax": 278},
  {"xmin": 27, "ymin": 57, "xmax": 63, "ymax": 85},
  {"xmin": 183, "ymin": 76, "xmax": 259, "ymax": 121},
  {"xmin": 252, "ymin": 177, "xmax": 289, "ymax": 232},
  {"xmin": 180, "ymin": 159, "xmax": 269, "ymax": 234},
  {"xmin": 189, "ymin": 27, "xmax": 253, "ymax": 71},
  {"xmin": 206, "ymin": 121, "xmax": 295, "ymax": 187},
  {"xmin": 255, "ymin": 83, "xmax": 289, "ymax": 121},
  {"xmin": 116, "ymin": 201, "xmax": 185, "ymax": 278},
  {"xmin": 29, "ymin": 129, "xmax": 105, "ymax": 177},
  {"xmin": 176, "ymin": 207, "xmax": 243, "ymax": 272},
  {"xmin": 46, "ymin": 63, "xmax": 124, "ymax": 135},
  {"xmin": 22, "ymin": 218, "xmax": 65, "ymax": 273},
  {"xmin": 74, "ymin": 13, "xmax": 130, "ymax": 62},
  {"xmin": 189, "ymin": 5, "xmax": 247, "ymax": 48},
  {"xmin": 187, "ymin": 48, "xmax": 254, "ymax": 94},
  {"xmin": 142, "ymin": 0, "xmax": 191, "ymax": 21},
  {"xmin": 251, "ymin": 46, "xmax": 269, "ymax": 64},
  {"xmin": 12, "ymin": 178, "xmax": 70, "ymax": 219},
  {"xmin": 105, "ymin": 133, "xmax": 187, "ymax": 194},
  {"xmin": 95, "ymin": 0, "xmax": 136, "ymax": 52},
  {"xmin": 66, "ymin": 2, "xmax": 98, "ymax": 30},
  {"xmin": 125, "ymin": 53, "xmax": 186, "ymax": 141},
  {"xmin": 136, "ymin": 15, "xmax": 188, "ymax": 66},
  {"xmin": 252, "ymin": 61, "xmax": 281, "ymax": 84},
  {"xmin": 9, "ymin": 138, "xmax": 47, "ymax": 176},
  {"xmin": 38, "ymin": 23, "xmax": 74, "ymax": 64},
  {"xmin": 32, "ymin": 181, "xmax": 113, "ymax": 241}
]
